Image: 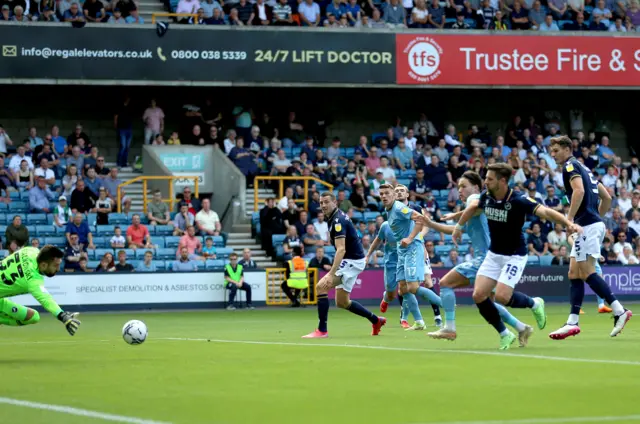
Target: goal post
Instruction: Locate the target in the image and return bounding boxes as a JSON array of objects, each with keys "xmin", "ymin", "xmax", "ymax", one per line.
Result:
[{"xmin": 265, "ymin": 268, "xmax": 318, "ymax": 306}]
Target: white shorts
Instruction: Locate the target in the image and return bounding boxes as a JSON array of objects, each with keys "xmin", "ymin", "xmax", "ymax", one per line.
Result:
[
  {"xmin": 570, "ymin": 222, "xmax": 605, "ymax": 262},
  {"xmin": 477, "ymin": 251, "xmax": 528, "ymax": 288},
  {"xmin": 335, "ymin": 258, "xmax": 366, "ymax": 293}
]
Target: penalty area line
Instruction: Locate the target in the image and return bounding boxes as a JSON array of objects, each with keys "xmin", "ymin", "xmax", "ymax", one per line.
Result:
[
  {"xmin": 158, "ymin": 337, "xmax": 640, "ymax": 367},
  {"xmin": 0, "ymin": 397, "xmax": 173, "ymax": 424}
]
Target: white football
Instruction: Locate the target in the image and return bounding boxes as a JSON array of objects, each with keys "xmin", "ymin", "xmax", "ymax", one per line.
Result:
[{"xmin": 122, "ymin": 320, "xmax": 148, "ymax": 345}]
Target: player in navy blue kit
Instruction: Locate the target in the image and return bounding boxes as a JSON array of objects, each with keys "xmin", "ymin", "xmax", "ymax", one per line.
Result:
[
  {"xmin": 302, "ymin": 192, "xmax": 386, "ymax": 338},
  {"xmin": 548, "ymin": 136, "xmax": 632, "ymax": 339},
  {"xmin": 453, "ymin": 163, "xmax": 580, "ymax": 349}
]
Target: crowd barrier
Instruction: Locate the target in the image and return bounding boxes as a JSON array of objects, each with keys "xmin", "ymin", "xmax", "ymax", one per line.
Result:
[{"xmin": 16, "ymin": 266, "xmax": 640, "ymax": 312}]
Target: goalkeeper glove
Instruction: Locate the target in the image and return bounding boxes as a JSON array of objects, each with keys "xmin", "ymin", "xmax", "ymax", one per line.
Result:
[{"xmin": 57, "ymin": 311, "xmax": 81, "ymax": 336}]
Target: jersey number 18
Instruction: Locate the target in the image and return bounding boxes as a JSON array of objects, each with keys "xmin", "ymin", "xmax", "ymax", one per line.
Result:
[{"xmin": 0, "ymin": 253, "xmax": 25, "ymax": 286}]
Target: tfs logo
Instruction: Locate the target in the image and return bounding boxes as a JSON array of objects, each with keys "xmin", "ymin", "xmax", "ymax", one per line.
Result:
[{"xmin": 402, "ymin": 36, "xmax": 443, "ymax": 83}]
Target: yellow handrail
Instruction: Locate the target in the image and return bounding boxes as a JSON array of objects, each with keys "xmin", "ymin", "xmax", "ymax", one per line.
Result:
[
  {"xmin": 252, "ymin": 176, "xmax": 333, "ymax": 212},
  {"xmin": 151, "ymin": 12, "xmax": 198, "ymax": 23},
  {"xmin": 117, "ymin": 176, "xmax": 200, "ymax": 213}
]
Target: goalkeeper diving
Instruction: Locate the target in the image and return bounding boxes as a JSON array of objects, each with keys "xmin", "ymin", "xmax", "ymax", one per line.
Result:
[{"xmin": 0, "ymin": 245, "xmax": 81, "ymax": 335}]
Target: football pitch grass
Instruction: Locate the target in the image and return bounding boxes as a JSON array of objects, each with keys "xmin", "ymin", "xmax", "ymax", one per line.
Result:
[{"xmin": 1, "ymin": 303, "xmax": 639, "ymax": 424}]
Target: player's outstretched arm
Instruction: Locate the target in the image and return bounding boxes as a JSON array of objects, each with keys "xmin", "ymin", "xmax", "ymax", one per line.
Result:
[
  {"xmin": 567, "ymin": 176, "xmax": 585, "ymax": 222},
  {"xmin": 452, "ymin": 200, "xmax": 479, "ymax": 244},
  {"xmin": 30, "ymin": 284, "xmax": 82, "ymax": 336},
  {"xmin": 597, "ymin": 182, "xmax": 612, "ymax": 217},
  {"xmin": 535, "ymin": 205, "xmax": 582, "ymax": 235},
  {"xmin": 421, "ymin": 208, "xmax": 456, "ymax": 235},
  {"xmin": 365, "ymin": 236, "xmax": 382, "ymax": 264},
  {"xmin": 441, "ymin": 210, "xmax": 464, "ymax": 222},
  {"xmin": 401, "ymin": 210, "xmax": 424, "ymax": 247}
]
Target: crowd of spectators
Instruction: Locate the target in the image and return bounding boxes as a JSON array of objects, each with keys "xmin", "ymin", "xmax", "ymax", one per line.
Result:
[
  {"xmin": 166, "ymin": 0, "xmax": 640, "ymax": 30},
  {"xmin": 0, "ymin": 0, "xmax": 144, "ymax": 22},
  {"xmin": 251, "ymin": 111, "xmax": 640, "ymax": 267}
]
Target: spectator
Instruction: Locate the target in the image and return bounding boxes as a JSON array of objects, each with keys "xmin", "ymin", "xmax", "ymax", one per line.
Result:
[
  {"xmin": 9, "ymin": 146, "xmax": 34, "ymax": 174},
  {"xmin": 260, "ymin": 197, "xmax": 284, "ymax": 256},
  {"xmin": 250, "ymin": 0, "xmax": 272, "ymax": 24},
  {"xmin": 298, "ymin": 0, "xmax": 320, "ymax": 25},
  {"xmin": 613, "ymin": 231, "xmax": 632, "ymax": 255},
  {"xmin": 302, "ymin": 223, "xmax": 324, "ymax": 252},
  {"xmin": 137, "ymin": 251, "xmax": 157, "ymax": 272},
  {"xmin": 53, "ymin": 196, "xmax": 72, "ymax": 228},
  {"xmin": 107, "ymin": 7, "xmax": 126, "ymax": 22},
  {"xmin": 551, "ymin": 245, "xmax": 570, "ymax": 265},
  {"xmin": 177, "ymin": 225, "xmax": 202, "ymax": 258},
  {"xmin": 114, "ymin": 95, "xmax": 134, "ymax": 167},
  {"xmin": 142, "ymin": 99, "xmax": 165, "ymax": 145},
  {"xmin": 148, "ymin": 190, "xmax": 171, "ymax": 226},
  {"xmin": 528, "ymin": 1, "xmax": 546, "ymax": 29},
  {"xmin": 337, "ymin": 190, "xmax": 353, "ymax": 213},
  {"xmin": 29, "ymin": 177, "xmax": 56, "ymax": 213},
  {"xmin": 425, "ymin": 155, "xmax": 453, "ymax": 190},
  {"xmin": 66, "ymin": 213, "xmax": 95, "ymax": 249},
  {"xmin": 422, "ymin": 189, "xmax": 442, "ymax": 221},
  {"xmin": 365, "ymin": 147, "xmax": 381, "ymax": 176},
  {"xmin": 294, "ymin": 210, "xmax": 311, "ymax": 237},
  {"xmin": 629, "ymin": 210, "xmax": 640, "ymax": 235},
  {"xmin": 83, "ymin": 0, "xmax": 106, "ymax": 22},
  {"xmin": 443, "ymin": 250, "xmax": 463, "ymax": 267},
  {"xmin": 115, "ymin": 250, "xmax": 134, "ymax": 272},
  {"xmin": 202, "ymin": 237, "xmax": 217, "ymax": 259},
  {"xmin": 63, "ymin": 2, "xmax": 85, "ymax": 21},
  {"xmin": 176, "ymin": 186, "xmax": 201, "ymax": 214},
  {"xmin": 70, "ymin": 180, "xmax": 97, "ymax": 214},
  {"xmin": 618, "ymin": 245, "xmax": 639, "ymax": 265},
  {"xmin": 31, "ymin": 238, "xmax": 40, "ymax": 249},
  {"xmin": 273, "ymin": 0, "xmax": 294, "ymax": 24},
  {"xmin": 239, "ymin": 248, "xmax": 257, "ymax": 269},
  {"xmin": 282, "ymin": 198, "xmax": 299, "ymax": 229},
  {"xmin": 102, "ymin": 167, "xmax": 131, "ymax": 213},
  {"xmin": 95, "ymin": 187, "xmax": 112, "ymax": 225},
  {"xmin": 195, "ymin": 198, "xmax": 225, "ymax": 241},
  {"xmin": 384, "ymin": 0, "xmax": 406, "ymax": 26},
  {"xmin": 283, "ymin": 225, "xmax": 301, "ymax": 260},
  {"xmin": 224, "ymin": 252, "xmax": 253, "ymax": 309},
  {"xmin": 95, "ymin": 252, "xmax": 116, "ymax": 272},
  {"xmin": 313, "ymin": 211, "xmax": 329, "ymax": 242},
  {"xmin": 61, "ymin": 164, "xmax": 79, "ymax": 199},
  {"xmin": 66, "ymin": 146, "xmax": 85, "ymax": 174},
  {"xmin": 173, "ymin": 203, "xmax": 195, "ymax": 236},
  {"xmin": 171, "ymin": 246, "xmax": 198, "ymax": 272},
  {"xmin": 110, "ymin": 226, "xmax": 126, "ymax": 249},
  {"xmin": 5, "ymin": 215, "xmax": 28, "ymax": 253},
  {"xmin": 547, "ymin": 223, "xmax": 569, "ymax": 251},
  {"xmin": 127, "ymin": 214, "xmax": 153, "ymax": 250},
  {"xmin": 94, "ymin": 156, "xmax": 110, "ymax": 177},
  {"xmin": 425, "ymin": 241, "xmax": 443, "ymax": 266},
  {"xmin": 64, "ymin": 234, "xmax": 87, "ymax": 272},
  {"xmin": 77, "ymin": 257, "xmax": 91, "ymax": 273},
  {"xmin": 15, "ymin": 160, "xmax": 34, "ymax": 190},
  {"xmin": 0, "ymin": 125, "xmax": 12, "ymax": 155},
  {"xmin": 35, "ymin": 158, "xmax": 56, "ymax": 186},
  {"xmin": 83, "ymin": 167, "xmax": 102, "ymax": 197},
  {"xmin": 309, "ymin": 246, "xmax": 332, "ymax": 271}
]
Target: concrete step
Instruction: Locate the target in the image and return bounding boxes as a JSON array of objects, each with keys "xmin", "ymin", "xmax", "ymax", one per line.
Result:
[
  {"xmin": 232, "ymin": 224, "xmax": 251, "ymax": 233},
  {"xmin": 258, "ymin": 261, "xmax": 278, "ymax": 268},
  {"xmin": 226, "ymin": 238, "xmax": 256, "ymax": 245},
  {"xmin": 228, "ymin": 232, "xmax": 254, "ymax": 239}
]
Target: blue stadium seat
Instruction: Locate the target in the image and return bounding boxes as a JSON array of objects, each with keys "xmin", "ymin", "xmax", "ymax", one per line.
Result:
[
  {"xmin": 399, "ymin": 169, "xmax": 416, "ymax": 178},
  {"xmin": 135, "ymin": 250, "xmax": 151, "ymax": 259},
  {"xmin": 9, "ymin": 202, "xmax": 27, "ymax": 212},
  {"xmin": 0, "ymin": 213, "xmax": 6, "ymax": 224},
  {"xmin": 0, "ymin": 225, "xmax": 6, "ymax": 234},
  {"xmin": 55, "ymin": 225, "xmax": 68, "ymax": 234},
  {"xmin": 87, "ymin": 261, "xmax": 100, "ymax": 270},
  {"xmin": 122, "ymin": 249, "xmax": 135, "ymax": 258},
  {"xmin": 153, "ymin": 260, "xmax": 166, "ymax": 270},
  {"xmin": 91, "ymin": 236, "xmax": 106, "ymax": 248},
  {"xmin": 461, "ymin": 234, "xmax": 470, "ymax": 243},
  {"xmin": 539, "ymin": 255, "xmax": 554, "ymax": 266},
  {"xmin": 363, "ymin": 211, "xmax": 379, "ymax": 222},
  {"xmin": 0, "ymin": 203, "xmax": 7, "ymax": 211},
  {"xmin": 164, "ymin": 260, "xmax": 175, "ymax": 270},
  {"xmin": 44, "ymin": 236, "xmax": 66, "ymax": 246},
  {"xmin": 27, "ymin": 214, "xmax": 47, "ymax": 225},
  {"xmin": 87, "ymin": 213, "xmax": 97, "ymax": 225},
  {"xmin": 156, "ymin": 248, "xmax": 176, "ymax": 260},
  {"xmin": 86, "ymin": 249, "xmax": 97, "ymax": 260},
  {"xmin": 435, "ymin": 245, "xmax": 451, "ymax": 256},
  {"xmin": 216, "ymin": 247, "xmax": 233, "ymax": 258},
  {"xmin": 194, "ymin": 260, "xmax": 206, "ymax": 269},
  {"xmin": 26, "ymin": 225, "xmax": 36, "ymax": 234},
  {"xmin": 97, "ymin": 225, "xmax": 115, "ymax": 236},
  {"xmin": 458, "ymin": 244, "xmax": 470, "ymax": 254},
  {"xmin": 94, "ymin": 248, "xmax": 115, "ymax": 259},
  {"xmin": 0, "ymin": 249, "xmax": 8, "ymax": 258},
  {"xmin": 36, "ymin": 225, "xmax": 57, "ymax": 237},
  {"xmin": 324, "ymin": 245, "xmax": 336, "ymax": 256},
  {"xmin": 396, "ymin": 178, "xmax": 411, "ymax": 186},
  {"xmin": 46, "ymin": 214, "xmax": 54, "ymax": 225},
  {"xmin": 165, "ymin": 236, "xmax": 181, "ymax": 248},
  {"xmin": 251, "ymin": 212, "xmax": 260, "ymax": 225},
  {"xmin": 344, "ymin": 147, "xmax": 355, "ymax": 159},
  {"xmin": 213, "ymin": 236, "xmax": 224, "ymax": 247},
  {"xmin": 351, "ymin": 211, "xmax": 364, "ymax": 222},
  {"xmin": 153, "ymin": 238, "xmax": 165, "ymax": 248},
  {"xmin": 206, "ymin": 259, "xmax": 225, "ymax": 269},
  {"xmin": 169, "ymin": 211, "xmax": 178, "ymax": 220},
  {"xmin": 275, "ymin": 245, "xmax": 284, "ymax": 259},
  {"xmin": 9, "ymin": 191, "xmax": 20, "ymax": 199},
  {"xmin": 371, "ymin": 132, "xmax": 386, "ymax": 143},
  {"xmin": 129, "ymin": 260, "xmax": 141, "ymax": 269},
  {"xmin": 109, "ymin": 213, "xmax": 128, "ymax": 224},
  {"xmin": 272, "ymin": 234, "xmax": 286, "ymax": 247},
  {"xmin": 527, "ymin": 256, "xmax": 540, "ymax": 265},
  {"xmin": 155, "ymin": 225, "xmax": 174, "ymax": 236}
]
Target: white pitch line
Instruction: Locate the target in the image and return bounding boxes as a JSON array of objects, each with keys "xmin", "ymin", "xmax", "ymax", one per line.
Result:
[
  {"xmin": 159, "ymin": 337, "xmax": 640, "ymax": 366},
  {"xmin": 0, "ymin": 339, "xmax": 111, "ymax": 346},
  {"xmin": 0, "ymin": 397, "xmax": 173, "ymax": 424},
  {"xmin": 414, "ymin": 415, "xmax": 640, "ymax": 424}
]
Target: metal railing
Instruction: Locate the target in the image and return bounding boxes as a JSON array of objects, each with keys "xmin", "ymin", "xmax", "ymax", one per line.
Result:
[
  {"xmin": 151, "ymin": 12, "xmax": 198, "ymax": 23},
  {"xmin": 253, "ymin": 176, "xmax": 333, "ymax": 212},
  {"xmin": 265, "ymin": 268, "xmax": 318, "ymax": 306},
  {"xmin": 117, "ymin": 176, "xmax": 200, "ymax": 213}
]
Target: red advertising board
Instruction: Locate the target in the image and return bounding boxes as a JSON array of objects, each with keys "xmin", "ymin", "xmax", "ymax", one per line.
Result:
[{"xmin": 396, "ymin": 34, "xmax": 640, "ymax": 87}]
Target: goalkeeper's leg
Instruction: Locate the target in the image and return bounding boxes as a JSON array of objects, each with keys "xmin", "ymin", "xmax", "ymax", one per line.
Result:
[{"xmin": 0, "ymin": 298, "xmax": 40, "ymax": 326}]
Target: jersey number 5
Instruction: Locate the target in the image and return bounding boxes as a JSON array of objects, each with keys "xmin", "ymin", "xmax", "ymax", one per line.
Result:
[
  {"xmin": 0, "ymin": 253, "xmax": 25, "ymax": 286},
  {"xmin": 578, "ymin": 162, "xmax": 599, "ymax": 194}
]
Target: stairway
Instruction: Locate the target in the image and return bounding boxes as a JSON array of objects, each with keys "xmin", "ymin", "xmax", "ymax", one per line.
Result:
[
  {"xmin": 109, "ymin": 163, "xmax": 147, "ymax": 213},
  {"xmin": 138, "ymin": 1, "xmax": 165, "ymax": 23},
  {"xmin": 225, "ymin": 232, "xmax": 277, "ymax": 268},
  {"xmin": 245, "ymin": 187, "xmax": 277, "ymax": 217}
]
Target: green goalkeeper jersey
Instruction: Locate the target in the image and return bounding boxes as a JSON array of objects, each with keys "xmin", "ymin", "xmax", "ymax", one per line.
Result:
[{"xmin": 0, "ymin": 247, "xmax": 62, "ymax": 317}]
